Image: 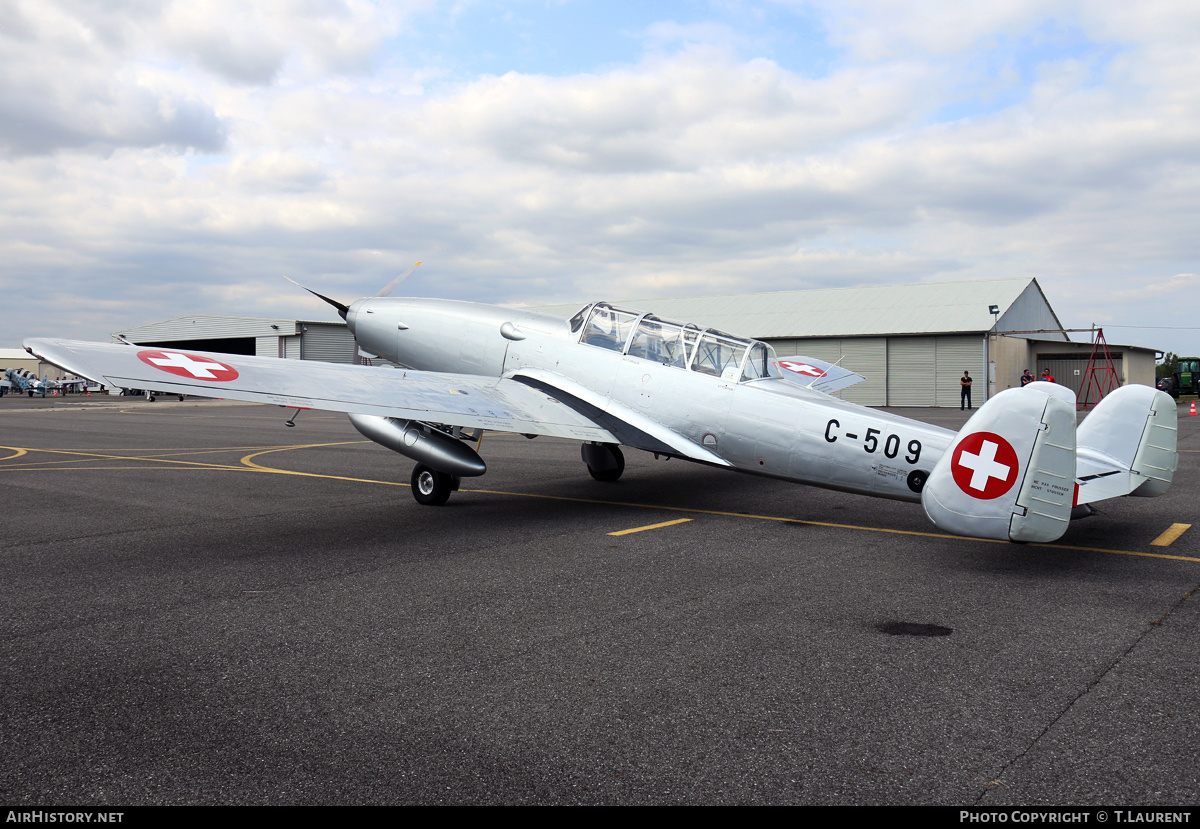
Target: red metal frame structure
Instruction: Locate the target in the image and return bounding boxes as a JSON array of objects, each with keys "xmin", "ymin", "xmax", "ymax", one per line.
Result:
[{"xmin": 1077, "ymin": 327, "xmax": 1121, "ymax": 408}]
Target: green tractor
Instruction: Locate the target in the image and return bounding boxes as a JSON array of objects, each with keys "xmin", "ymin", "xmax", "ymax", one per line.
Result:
[{"xmin": 1158, "ymin": 356, "xmax": 1200, "ymax": 398}]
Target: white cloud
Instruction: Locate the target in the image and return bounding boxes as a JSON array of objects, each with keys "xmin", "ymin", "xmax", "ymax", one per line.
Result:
[
  {"xmin": 2, "ymin": 1, "xmax": 1199, "ymax": 356},
  {"xmin": 0, "ymin": 0, "xmax": 417, "ymax": 156}
]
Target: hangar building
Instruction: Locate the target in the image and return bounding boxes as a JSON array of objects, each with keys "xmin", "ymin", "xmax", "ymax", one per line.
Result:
[
  {"xmin": 114, "ymin": 315, "xmax": 358, "ymax": 363},
  {"xmin": 534, "ymin": 277, "xmax": 1158, "ymax": 407},
  {"xmin": 113, "ymin": 278, "xmax": 1159, "ymax": 408}
]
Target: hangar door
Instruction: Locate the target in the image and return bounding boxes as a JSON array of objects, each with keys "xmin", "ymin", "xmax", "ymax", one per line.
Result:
[
  {"xmin": 1037, "ymin": 354, "xmax": 1122, "ymax": 399},
  {"xmin": 767, "ymin": 337, "xmax": 887, "ymax": 406},
  {"xmin": 886, "ymin": 336, "xmax": 984, "ymax": 407}
]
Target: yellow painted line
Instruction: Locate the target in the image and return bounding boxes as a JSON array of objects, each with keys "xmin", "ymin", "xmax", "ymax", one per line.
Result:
[
  {"xmin": 0, "ymin": 448, "xmax": 268, "ymax": 471},
  {"xmin": 0, "ymin": 465, "xmax": 254, "ymax": 472},
  {"xmin": 239, "ymin": 446, "xmax": 411, "ymax": 487},
  {"xmin": 608, "ymin": 518, "xmax": 693, "ymax": 536},
  {"xmin": 0, "ymin": 446, "xmax": 28, "ymax": 461},
  {"xmin": 237, "ymin": 452, "xmax": 1200, "ymax": 562},
  {"xmin": 0, "ymin": 443, "xmax": 362, "ymax": 473},
  {"xmin": 0, "ymin": 452, "xmax": 246, "ymax": 471},
  {"xmin": 1151, "ymin": 523, "xmax": 1192, "ymax": 547},
  {"xmin": 8, "ymin": 442, "xmax": 1199, "ymax": 564},
  {"xmin": 453, "ymin": 488, "xmax": 1200, "ymax": 563}
]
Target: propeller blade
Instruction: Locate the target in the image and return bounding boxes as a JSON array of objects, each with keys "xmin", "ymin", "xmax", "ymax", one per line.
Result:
[
  {"xmin": 283, "ymin": 275, "xmax": 350, "ymax": 320},
  {"xmin": 375, "ymin": 261, "xmax": 423, "ymax": 297}
]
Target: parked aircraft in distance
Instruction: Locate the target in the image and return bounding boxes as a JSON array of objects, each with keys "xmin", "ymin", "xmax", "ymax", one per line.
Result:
[
  {"xmin": 24, "ymin": 283, "xmax": 1177, "ymax": 544},
  {"xmin": 4, "ymin": 367, "xmax": 51, "ymax": 397}
]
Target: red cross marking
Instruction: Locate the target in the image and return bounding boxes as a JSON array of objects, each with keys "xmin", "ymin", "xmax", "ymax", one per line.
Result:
[
  {"xmin": 950, "ymin": 432, "xmax": 1019, "ymax": 500},
  {"xmin": 778, "ymin": 360, "xmax": 827, "ymax": 378},
  {"xmin": 137, "ymin": 350, "xmax": 240, "ymax": 381}
]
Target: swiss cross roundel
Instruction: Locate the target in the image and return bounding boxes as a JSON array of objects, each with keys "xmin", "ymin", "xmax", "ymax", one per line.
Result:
[
  {"xmin": 137, "ymin": 350, "xmax": 239, "ymax": 381},
  {"xmin": 950, "ymin": 431, "xmax": 1019, "ymax": 500},
  {"xmin": 778, "ymin": 360, "xmax": 827, "ymax": 378}
]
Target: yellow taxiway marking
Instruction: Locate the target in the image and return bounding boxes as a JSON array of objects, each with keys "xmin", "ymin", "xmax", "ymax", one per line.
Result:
[
  {"xmin": 239, "ymin": 445, "xmax": 410, "ymax": 487},
  {"xmin": 236, "ymin": 452, "xmax": 1200, "ymax": 563},
  {"xmin": 0, "ymin": 443, "xmax": 366, "ymax": 473},
  {"xmin": 1151, "ymin": 523, "xmax": 1192, "ymax": 547},
  {"xmin": 608, "ymin": 518, "xmax": 693, "ymax": 536},
  {"xmin": 4, "ymin": 442, "xmax": 1198, "ymax": 564}
]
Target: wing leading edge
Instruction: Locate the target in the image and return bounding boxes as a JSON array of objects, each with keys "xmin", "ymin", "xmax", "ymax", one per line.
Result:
[{"xmin": 23, "ymin": 338, "xmax": 616, "ymax": 443}]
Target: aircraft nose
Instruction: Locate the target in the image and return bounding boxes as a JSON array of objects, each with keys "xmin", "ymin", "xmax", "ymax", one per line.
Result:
[{"xmin": 345, "ymin": 298, "xmax": 367, "ymax": 335}]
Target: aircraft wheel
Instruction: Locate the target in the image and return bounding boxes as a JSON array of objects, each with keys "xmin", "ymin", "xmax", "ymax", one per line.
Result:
[
  {"xmin": 584, "ymin": 444, "xmax": 625, "ymax": 482},
  {"xmin": 411, "ymin": 464, "xmax": 453, "ymax": 506}
]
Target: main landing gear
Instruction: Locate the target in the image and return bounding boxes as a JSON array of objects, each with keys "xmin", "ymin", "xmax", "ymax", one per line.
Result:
[
  {"xmin": 411, "ymin": 464, "xmax": 461, "ymax": 506},
  {"xmin": 582, "ymin": 442, "xmax": 625, "ymax": 482}
]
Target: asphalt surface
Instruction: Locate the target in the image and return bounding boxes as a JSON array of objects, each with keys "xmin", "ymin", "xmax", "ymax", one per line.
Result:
[{"xmin": 1, "ymin": 394, "xmax": 1197, "ymax": 805}]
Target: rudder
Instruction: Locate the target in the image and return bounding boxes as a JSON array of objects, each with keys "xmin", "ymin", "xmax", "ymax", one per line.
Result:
[{"xmin": 922, "ymin": 385, "xmax": 1076, "ymax": 543}]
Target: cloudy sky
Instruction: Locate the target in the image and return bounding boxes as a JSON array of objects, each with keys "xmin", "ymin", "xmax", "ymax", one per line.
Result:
[{"xmin": 2, "ymin": 0, "xmax": 1198, "ymax": 354}]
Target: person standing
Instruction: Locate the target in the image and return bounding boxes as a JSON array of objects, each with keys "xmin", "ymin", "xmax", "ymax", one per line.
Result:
[
  {"xmin": 1041, "ymin": 368, "xmax": 1055, "ymax": 383},
  {"xmin": 1020, "ymin": 369, "xmax": 1034, "ymax": 387},
  {"xmin": 960, "ymin": 370, "xmax": 973, "ymax": 410}
]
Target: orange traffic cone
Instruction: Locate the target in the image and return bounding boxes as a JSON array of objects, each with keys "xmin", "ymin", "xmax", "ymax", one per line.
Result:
[{"xmin": 1190, "ymin": 401, "xmax": 1197, "ymax": 416}]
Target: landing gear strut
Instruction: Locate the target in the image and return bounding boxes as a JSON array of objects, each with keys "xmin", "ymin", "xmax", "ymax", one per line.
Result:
[
  {"xmin": 411, "ymin": 464, "xmax": 460, "ymax": 506},
  {"xmin": 582, "ymin": 442, "xmax": 625, "ymax": 482}
]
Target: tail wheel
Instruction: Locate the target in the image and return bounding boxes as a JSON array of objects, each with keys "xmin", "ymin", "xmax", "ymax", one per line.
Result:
[{"xmin": 411, "ymin": 464, "xmax": 455, "ymax": 506}]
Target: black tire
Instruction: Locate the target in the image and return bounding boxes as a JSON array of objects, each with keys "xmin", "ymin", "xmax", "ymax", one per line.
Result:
[
  {"xmin": 586, "ymin": 445, "xmax": 625, "ymax": 482},
  {"xmin": 411, "ymin": 464, "xmax": 453, "ymax": 506}
]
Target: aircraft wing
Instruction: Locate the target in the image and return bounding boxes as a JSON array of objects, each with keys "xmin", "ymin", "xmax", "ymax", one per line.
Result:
[
  {"xmin": 512, "ymin": 368, "xmax": 731, "ymax": 466},
  {"xmin": 22, "ymin": 338, "xmax": 617, "ymax": 443}
]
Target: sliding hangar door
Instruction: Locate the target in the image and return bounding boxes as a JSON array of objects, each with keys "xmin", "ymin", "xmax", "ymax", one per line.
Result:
[{"xmin": 765, "ymin": 335, "xmax": 984, "ymax": 407}]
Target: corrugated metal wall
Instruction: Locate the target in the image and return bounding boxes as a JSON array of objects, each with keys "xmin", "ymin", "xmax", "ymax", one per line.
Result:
[
  {"xmin": 771, "ymin": 334, "xmax": 983, "ymax": 407},
  {"xmin": 767, "ymin": 337, "xmax": 888, "ymax": 406},
  {"xmin": 301, "ymin": 323, "xmax": 356, "ymax": 363},
  {"xmin": 887, "ymin": 337, "xmax": 938, "ymax": 406},
  {"xmin": 1037, "ymin": 354, "xmax": 1123, "ymax": 398},
  {"xmin": 936, "ymin": 336, "xmax": 986, "ymax": 407}
]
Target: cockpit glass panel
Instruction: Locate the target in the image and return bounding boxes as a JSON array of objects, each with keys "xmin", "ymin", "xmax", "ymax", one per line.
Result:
[
  {"xmin": 741, "ymin": 343, "xmax": 770, "ymax": 381},
  {"xmin": 580, "ymin": 305, "xmax": 639, "ymax": 352},
  {"xmin": 691, "ymin": 332, "xmax": 749, "ymax": 378},
  {"xmin": 568, "ymin": 304, "xmax": 591, "ymax": 333}
]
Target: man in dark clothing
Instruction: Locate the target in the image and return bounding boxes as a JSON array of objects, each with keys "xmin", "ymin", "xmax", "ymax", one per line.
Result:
[
  {"xmin": 1020, "ymin": 369, "xmax": 1034, "ymax": 387},
  {"xmin": 961, "ymin": 370, "xmax": 973, "ymax": 410}
]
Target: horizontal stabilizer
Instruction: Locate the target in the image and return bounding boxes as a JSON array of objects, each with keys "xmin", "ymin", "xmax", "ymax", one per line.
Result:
[
  {"xmin": 773, "ymin": 356, "xmax": 865, "ymax": 394},
  {"xmin": 1075, "ymin": 385, "xmax": 1177, "ymax": 503},
  {"xmin": 922, "ymin": 385, "xmax": 1076, "ymax": 543}
]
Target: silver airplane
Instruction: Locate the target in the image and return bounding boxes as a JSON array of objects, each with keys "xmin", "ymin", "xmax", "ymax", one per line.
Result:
[{"xmin": 23, "ymin": 291, "xmax": 1177, "ymax": 544}]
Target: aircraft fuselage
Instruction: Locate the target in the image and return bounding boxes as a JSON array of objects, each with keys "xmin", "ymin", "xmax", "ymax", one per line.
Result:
[{"xmin": 347, "ymin": 297, "xmax": 955, "ymax": 502}]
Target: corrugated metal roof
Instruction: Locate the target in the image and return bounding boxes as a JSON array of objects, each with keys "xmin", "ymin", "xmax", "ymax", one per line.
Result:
[
  {"xmin": 529, "ymin": 278, "xmax": 1045, "ymax": 339},
  {"xmin": 115, "ymin": 314, "xmax": 302, "ymax": 340}
]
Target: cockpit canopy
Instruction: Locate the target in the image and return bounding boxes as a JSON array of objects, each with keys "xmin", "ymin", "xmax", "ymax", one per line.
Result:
[{"xmin": 569, "ymin": 302, "xmax": 778, "ymax": 383}]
